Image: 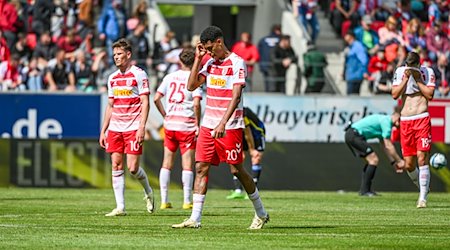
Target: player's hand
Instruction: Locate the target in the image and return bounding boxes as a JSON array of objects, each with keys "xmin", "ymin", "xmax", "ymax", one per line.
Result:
[
  {"xmin": 395, "ymin": 159, "xmax": 405, "ymax": 174},
  {"xmin": 196, "ymin": 42, "xmax": 207, "ymax": 59},
  {"xmin": 136, "ymin": 127, "xmax": 145, "ymax": 145},
  {"xmin": 195, "ymin": 126, "xmax": 200, "ymax": 137},
  {"xmin": 403, "ymin": 69, "xmax": 411, "ymax": 79},
  {"xmin": 250, "ymin": 149, "xmax": 261, "ymax": 162},
  {"xmin": 212, "ymin": 123, "xmax": 226, "ymax": 138},
  {"xmin": 410, "ymin": 70, "xmax": 423, "ymax": 82},
  {"xmin": 99, "ymin": 132, "xmax": 107, "ymax": 148}
]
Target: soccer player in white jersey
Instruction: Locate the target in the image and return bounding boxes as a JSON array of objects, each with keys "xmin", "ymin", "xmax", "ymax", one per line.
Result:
[
  {"xmin": 154, "ymin": 48, "xmax": 202, "ymax": 210},
  {"xmin": 99, "ymin": 38, "xmax": 155, "ymax": 216},
  {"xmin": 391, "ymin": 51, "xmax": 435, "ymax": 208},
  {"xmin": 172, "ymin": 26, "xmax": 269, "ymax": 229}
]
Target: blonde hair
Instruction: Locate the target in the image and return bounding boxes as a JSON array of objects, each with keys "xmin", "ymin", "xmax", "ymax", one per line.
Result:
[
  {"xmin": 406, "ymin": 18, "xmax": 424, "ymax": 36},
  {"xmin": 386, "ymin": 16, "xmax": 397, "ymax": 28}
]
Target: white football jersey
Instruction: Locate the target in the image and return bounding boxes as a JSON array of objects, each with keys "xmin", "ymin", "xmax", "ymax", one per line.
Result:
[
  {"xmin": 392, "ymin": 66, "xmax": 435, "ymax": 95},
  {"xmin": 157, "ymin": 70, "xmax": 202, "ymax": 131},
  {"xmin": 198, "ymin": 52, "xmax": 247, "ymax": 130}
]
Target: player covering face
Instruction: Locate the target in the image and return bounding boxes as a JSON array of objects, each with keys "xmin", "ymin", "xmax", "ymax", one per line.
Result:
[{"xmin": 391, "ymin": 51, "xmax": 435, "ymax": 208}]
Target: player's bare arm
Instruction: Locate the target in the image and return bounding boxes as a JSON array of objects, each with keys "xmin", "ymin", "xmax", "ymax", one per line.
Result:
[
  {"xmin": 213, "ymin": 84, "xmax": 243, "ymax": 138},
  {"xmin": 381, "ymin": 138, "xmax": 403, "ymax": 165},
  {"xmin": 193, "ymin": 96, "xmax": 201, "ymax": 135},
  {"xmin": 99, "ymin": 98, "xmax": 114, "ymax": 148},
  {"xmin": 137, "ymin": 94, "xmax": 150, "ymax": 145},
  {"xmin": 187, "ymin": 43, "xmax": 206, "ymax": 91},
  {"xmin": 244, "ymin": 126, "xmax": 255, "ymax": 150},
  {"xmin": 414, "ymin": 73, "xmax": 434, "ymax": 101},
  {"xmin": 154, "ymin": 92, "xmax": 166, "ymax": 118},
  {"xmin": 244, "ymin": 125, "xmax": 260, "ymax": 159}
]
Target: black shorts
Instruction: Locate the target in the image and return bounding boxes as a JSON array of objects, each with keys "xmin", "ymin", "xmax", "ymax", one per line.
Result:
[
  {"xmin": 344, "ymin": 128, "xmax": 373, "ymax": 158},
  {"xmin": 243, "ymin": 136, "xmax": 265, "ymax": 152}
]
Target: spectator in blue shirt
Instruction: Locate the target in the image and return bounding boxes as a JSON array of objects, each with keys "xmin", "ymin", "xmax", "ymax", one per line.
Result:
[
  {"xmin": 258, "ymin": 24, "xmax": 281, "ymax": 92},
  {"xmin": 344, "ymin": 31, "xmax": 368, "ymax": 95},
  {"xmin": 97, "ymin": 0, "xmax": 128, "ymax": 63}
]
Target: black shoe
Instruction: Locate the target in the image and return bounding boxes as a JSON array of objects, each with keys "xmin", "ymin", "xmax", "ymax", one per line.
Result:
[{"xmin": 359, "ymin": 191, "xmax": 379, "ymax": 197}]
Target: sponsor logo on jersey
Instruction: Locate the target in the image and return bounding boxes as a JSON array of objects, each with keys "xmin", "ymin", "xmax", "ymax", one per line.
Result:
[
  {"xmin": 113, "ymin": 89, "xmax": 133, "ymax": 96},
  {"xmin": 210, "ymin": 76, "xmax": 226, "ymax": 87}
]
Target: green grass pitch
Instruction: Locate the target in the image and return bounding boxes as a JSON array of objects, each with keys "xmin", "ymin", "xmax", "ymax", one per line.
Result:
[{"xmin": 1, "ymin": 188, "xmax": 450, "ymax": 249}]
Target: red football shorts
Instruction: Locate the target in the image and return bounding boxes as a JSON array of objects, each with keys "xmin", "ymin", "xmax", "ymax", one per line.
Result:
[
  {"xmin": 400, "ymin": 113, "xmax": 432, "ymax": 157},
  {"xmin": 164, "ymin": 130, "xmax": 197, "ymax": 155},
  {"xmin": 195, "ymin": 127, "xmax": 243, "ymax": 166},
  {"xmin": 106, "ymin": 130, "xmax": 143, "ymax": 155}
]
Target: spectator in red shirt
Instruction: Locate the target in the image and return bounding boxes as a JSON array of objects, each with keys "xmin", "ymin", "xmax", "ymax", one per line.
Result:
[
  {"xmin": 426, "ymin": 20, "xmax": 450, "ymax": 63},
  {"xmin": 0, "ymin": 0, "xmax": 18, "ymax": 48},
  {"xmin": 231, "ymin": 32, "xmax": 260, "ymax": 91},
  {"xmin": 0, "ymin": 54, "xmax": 24, "ymax": 91},
  {"xmin": 365, "ymin": 48, "xmax": 388, "ymax": 93},
  {"xmin": 56, "ymin": 29, "xmax": 83, "ymax": 61},
  {"xmin": 0, "ymin": 30, "xmax": 10, "ymax": 62}
]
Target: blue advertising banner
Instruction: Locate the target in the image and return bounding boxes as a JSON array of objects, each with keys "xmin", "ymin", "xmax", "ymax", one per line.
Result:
[{"xmin": 0, "ymin": 93, "xmax": 101, "ymax": 139}]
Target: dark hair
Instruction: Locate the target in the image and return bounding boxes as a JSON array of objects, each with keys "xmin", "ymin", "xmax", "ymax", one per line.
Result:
[
  {"xmin": 280, "ymin": 34, "xmax": 291, "ymax": 40},
  {"xmin": 200, "ymin": 26, "xmax": 223, "ymax": 44},
  {"xmin": 272, "ymin": 24, "xmax": 281, "ymax": 33},
  {"xmin": 11, "ymin": 53, "xmax": 21, "ymax": 61},
  {"xmin": 405, "ymin": 51, "xmax": 420, "ymax": 66},
  {"xmin": 345, "ymin": 30, "xmax": 355, "ymax": 37},
  {"xmin": 112, "ymin": 38, "xmax": 132, "ymax": 53},
  {"xmin": 179, "ymin": 48, "xmax": 195, "ymax": 68}
]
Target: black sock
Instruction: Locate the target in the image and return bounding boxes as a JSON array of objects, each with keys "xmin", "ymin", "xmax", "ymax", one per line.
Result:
[{"xmin": 361, "ymin": 165, "xmax": 377, "ymax": 193}]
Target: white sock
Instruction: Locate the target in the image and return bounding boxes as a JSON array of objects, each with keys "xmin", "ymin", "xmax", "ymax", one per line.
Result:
[
  {"xmin": 159, "ymin": 168, "xmax": 171, "ymax": 204},
  {"xmin": 190, "ymin": 194, "xmax": 205, "ymax": 222},
  {"xmin": 418, "ymin": 165, "xmax": 430, "ymax": 201},
  {"xmin": 248, "ymin": 188, "xmax": 267, "ymax": 218},
  {"xmin": 112, "ymin": 170, "xmax": 125, "ymax": 211},
  {"xmin": 132, "ymin": 167, "xmax": 153, "ymax": 196},
  {"xmin": 407, "ymin": 168, "xmax": 419, "ymax": 188},
  {"xmin": 182, "ymin": 170, "xmax": 194, "ymax": 204}
]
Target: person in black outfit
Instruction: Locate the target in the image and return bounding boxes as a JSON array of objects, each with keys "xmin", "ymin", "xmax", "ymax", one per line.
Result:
[{"xmin": 269, "ymin": 35, "xmax": 297, "ymax": 93}]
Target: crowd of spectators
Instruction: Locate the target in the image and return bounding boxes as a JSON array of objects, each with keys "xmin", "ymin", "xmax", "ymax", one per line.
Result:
[
  {"xmin": 5, "ymin": 0, "xmax": 448, "ymax": 96},
  {"xmin": 0, "ymin": 0, "xmax": 154, "ymax": 92},
  {"xmin": 329, "ymin": 0, "xmax": 450, "ymax": 96}
]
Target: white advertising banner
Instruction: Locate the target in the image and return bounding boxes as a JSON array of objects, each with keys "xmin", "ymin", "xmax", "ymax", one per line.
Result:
[{"xmin": 243, "ymin": 94, "xmax": 397, "ymax": 142}]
